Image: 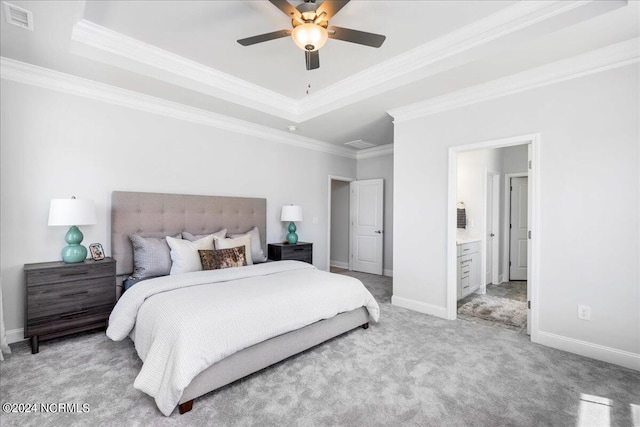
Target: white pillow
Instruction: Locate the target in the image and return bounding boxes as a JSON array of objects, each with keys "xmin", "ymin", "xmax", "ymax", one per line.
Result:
[
  {"xmin": 214, "ymin": 235, "xmax": 253, "ymax": 265},
  {"xmin": 166, "ymin": 234, "xmax": 215, "ymax": 275},
  {"xmin": 229, "ymin": 226, "xmax": 267, "ymax": 263}
]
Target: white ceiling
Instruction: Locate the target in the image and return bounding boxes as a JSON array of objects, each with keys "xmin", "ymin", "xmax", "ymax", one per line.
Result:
[{"xmin": 1, "ymin": 0, "xmax": 638, "ymax": 150}]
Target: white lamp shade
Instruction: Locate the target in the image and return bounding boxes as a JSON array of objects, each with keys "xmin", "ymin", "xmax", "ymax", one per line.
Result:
[
  {"xmin": 281, "ymin": 205, "xmax": 303, "ymax": 222},
  {"xmin": 48, "ymin": 198, "xmax": 97, "ymax": 226},
  {"xmin": 292, "ymin": 23, "xmax": 328, "ymax": 52}
]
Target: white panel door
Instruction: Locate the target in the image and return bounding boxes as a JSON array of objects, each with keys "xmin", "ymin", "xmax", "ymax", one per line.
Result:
[
  {"xmin": 350, "ymin": 179, "xmax": 383, "ymax": 275},
  {"xmin": 509, "ymin": 177, "xmax": 528, "ymax": 281}
]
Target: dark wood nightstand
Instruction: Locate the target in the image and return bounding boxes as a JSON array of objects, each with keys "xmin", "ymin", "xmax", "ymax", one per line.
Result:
[
  {"xmin": 268, "ymin": 242, "xmax": 313, "ymax": 264},
  {"xmin": 24, "ymin": 257, "xmax": 116, "ymax": 354}
]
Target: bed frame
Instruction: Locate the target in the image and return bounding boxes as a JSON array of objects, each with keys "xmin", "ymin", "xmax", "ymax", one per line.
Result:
[{"xmin": 111, "ymin": 191, "xmax": 369, "ymax": 415}]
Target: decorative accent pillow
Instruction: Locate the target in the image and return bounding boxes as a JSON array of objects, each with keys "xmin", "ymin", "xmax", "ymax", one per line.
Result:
[
  {"xmin": 129, "ymin": 233, "xmax": 181, "ymax": 279},
  {"xmin": 199, "ymin": 247, "xmax": 247, "ymax": 270},
  {"xmin": 214, "ymin": 234, "xmax": 253, "ymax": 265},
  {"xmin": 166, "ymin": 234, "xmax": 215, "ymax": 275},
  {"xmin": 182, "ymin": 229, "xmax": 227, "ymax": 242},
  {"xmin": 229, "ymin": 226, "xmax": 267, "ymax": 263}
]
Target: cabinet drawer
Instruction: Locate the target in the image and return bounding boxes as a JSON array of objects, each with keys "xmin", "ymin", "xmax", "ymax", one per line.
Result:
[
  {"xmin": 26, "ymin": 262, "xmax": 115, "ymax": 286},
  {"xmin": 27, "ymin": 276, "xmax": 115, "ymax": 319},
  {"xmin": 458, "ymin": 241, "xmax": 480, "ymax": 256},
  {"xmin": 279, "ymin": 246, "xmax": 311, "ymax": 257},
  {"xmin": 26, "ymin": 304, "xmax": 112, "ymax": 336}
]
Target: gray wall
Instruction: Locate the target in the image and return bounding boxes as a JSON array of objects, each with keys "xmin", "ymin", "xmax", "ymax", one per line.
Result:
[
  {"xmin": 357, "ymin": 153, "xmax": 394, "ymax": 275},
  {"xmin": 394, "ymin": 65, "xmax": 639, "ymax": 363},
  {"xmin": 0, "ymin": 79, "xmax": 358, "ymax": 335},
  {"xmin": 330, "ymin": 180, "xmax": 350, "ymax": 267}
]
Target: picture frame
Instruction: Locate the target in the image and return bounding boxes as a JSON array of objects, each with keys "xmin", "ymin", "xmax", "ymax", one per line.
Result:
[{"xmin": 89, "ymin": 243, "xmax": 105, "ymax": 261}]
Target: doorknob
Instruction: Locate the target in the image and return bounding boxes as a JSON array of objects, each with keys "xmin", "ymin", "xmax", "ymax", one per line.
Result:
[
  {"xmin": 490, "ymin": 233, "xmax": 495, "ymax": 237},
  {"xmin": 375, "ymin": 230, "xmax": 382, "ymax": 234}
]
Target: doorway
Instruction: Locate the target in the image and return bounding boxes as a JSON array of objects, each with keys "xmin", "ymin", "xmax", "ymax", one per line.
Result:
[
  {"xmin": 447, "ymin": 134, "xmax": 539, "ymax": 342},
  {"xmin": 327, "ymin": 176, "xmax": 385, "ymax": 275},
  {"xmin": 328, "ymin": 176, "xmax": 353, "ymax": 272}
]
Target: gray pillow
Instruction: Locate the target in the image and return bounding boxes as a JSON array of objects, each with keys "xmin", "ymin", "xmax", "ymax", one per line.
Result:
[
  {"xmin": 183, "ymin": 229, "xmax": 227, "ymax": 242},
  {"xmin": 229, "ymin": 226, "xmax": 267, "ymax": 263},
  {"xmin": 129, "ymin": 233, "xmax": 181, "ymax": 279}
]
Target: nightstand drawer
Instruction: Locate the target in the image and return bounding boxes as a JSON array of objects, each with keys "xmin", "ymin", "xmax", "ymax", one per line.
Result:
[
  {"xmin": 27, "ymin": 276, "xmax": 115, "ymax": 319},
  {"xmin": 25, "ymin": 261, "xmax": 115, "ymax": 286},
  {"xmin": 26, "ymin": 304, "xmax": 114, "ymax": 336},
  {"xmin": 268, "ymin": 242, "xmax": 313, "ymax": 264}
]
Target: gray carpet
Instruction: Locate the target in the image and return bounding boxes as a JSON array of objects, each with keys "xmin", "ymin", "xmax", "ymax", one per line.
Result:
[{"xmin": 1, "ymin": 272, "xmax": 638, "ymax": 426}]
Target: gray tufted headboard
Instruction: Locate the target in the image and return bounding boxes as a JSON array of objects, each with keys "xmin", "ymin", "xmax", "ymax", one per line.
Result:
[{"xmin": 111, "ymin": 191, "xmax": 266, "ymax": 292}]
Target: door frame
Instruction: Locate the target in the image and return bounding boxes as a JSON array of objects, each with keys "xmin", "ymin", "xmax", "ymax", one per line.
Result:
[
  {"xmin": 504, "ymin": 172, "xmax": 528, "ymax": 282},
  {"xmin": 484, "ymin": 169, "xmax": 500, "ymax": 289},
  {"xmin": 327, "ymin": 175, "xmax": 355, "ymax": 272},
  {"xmin": 447, "ymin": 133, "xmax": 540, "ymax": 343}
]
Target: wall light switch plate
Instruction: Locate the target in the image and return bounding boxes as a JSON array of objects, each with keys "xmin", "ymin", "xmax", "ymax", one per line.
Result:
[
  {"xmin": 312, "ymin": 216, "xmax": 319, "ymax": 224},
  {"xmin": 577, "ymin": 304, "xmax": 591, "ymax": 320}
]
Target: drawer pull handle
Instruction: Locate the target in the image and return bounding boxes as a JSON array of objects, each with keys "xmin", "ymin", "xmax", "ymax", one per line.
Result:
[
  {"xmin": 61, "ymin": 271, "xmax": 89, "ymax": 277},
  {"xmin": 60, "ymin": 290, "xmax": 89, "ymax": 298},
  {"xmin": 60, "ymin": 310, "xmax": 88, "ymax": 318},
  {"xmin": 293, "ymin": 248, "xmax": 305, "ymax": 251},
  {"xmin": 463, "ymin": 248, "xmax": 470, "ymax": 252}
]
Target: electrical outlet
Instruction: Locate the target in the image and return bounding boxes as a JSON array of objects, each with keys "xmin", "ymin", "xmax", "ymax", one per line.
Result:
[{"xmin": 577, "ymin": 305, "xmax": 591, "ymax": 321}]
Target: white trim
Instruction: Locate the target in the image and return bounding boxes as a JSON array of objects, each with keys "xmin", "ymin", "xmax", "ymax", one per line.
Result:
[
  {"xmin": 484, "ymin": 169, "xmax": 500, "ymax": 288},
  {"xmin": 388, "ymin": 37, "xmax": 640, "ymax": 122},
  {"xmin": 330, "ymin": 261, "xmax": 349, "ymax": 270},
  {"xmin": 356, "ymin": 144, "xmax": 394, "ymax": 160},
  {"xmin": 391, "ymin": 295, "xmax": 448, "ymax": 319},
  {"xmin": 447, "ymin": 134, "xmax": 540, "ymax": 343},
  {"xmin": 383, "ymin": 269, "xmax": 393, "ymax": 278},
  {"xmin": 327, "ymin": 175, "xmax": 355, "ymax": 272},
  {"xmin": 69, "ymin": 2, "xmax": 597, "ymax": 122},
  {"xmin": 0, "ymin": 57, "xmax": 358, "ymax": 159},
  {"xmin": 71, "ymin": 20, "xmax": 298, "ymax": 121},
  {"xmin": 537, "ymin": 331, "xmax": 640, "ymax": 371},
  {"xmin": 6, "ymin": 328, "xmax": 25, "ymax": 344},
  {"xmin": 503, "ymin": 172, "xmax": 529, "ymax": 282}
]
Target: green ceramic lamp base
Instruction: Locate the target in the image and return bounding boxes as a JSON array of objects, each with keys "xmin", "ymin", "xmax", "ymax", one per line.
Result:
[
  {"xmin": 286, "ymin": 221, "xmax": 299, "ymax": 244},
  {"xmin": 61, "ymin": 225, "xmax": 87, "ymax": 263}
]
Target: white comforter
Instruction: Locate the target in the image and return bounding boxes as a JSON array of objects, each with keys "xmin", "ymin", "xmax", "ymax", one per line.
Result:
[{"xmin": 107, "ymin": 261, "xmax": 380, "ymax": 416}]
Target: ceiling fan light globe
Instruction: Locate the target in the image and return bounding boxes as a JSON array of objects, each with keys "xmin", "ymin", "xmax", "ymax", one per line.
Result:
[{"xmin": 292, "ymin": 23, "xmax": 328, "ymax": 52}]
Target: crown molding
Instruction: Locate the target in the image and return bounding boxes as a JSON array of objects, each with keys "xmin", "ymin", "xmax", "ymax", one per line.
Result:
[
  {"xmin": 69, "ymin": 1, "xmax": 596, "ymax": 123},
  {"xmin": 356, "ymin": 144, "xmax": 394, "ymax": 160},
  {"xmin": 388, "ymin": 37, "xmax": 640, "ymax": 123},
  {"xmin": 0, "ymin": 57, "xmax": 356, "ymax": 159},
  {"xmin": 297, "ymin": 0, "xmax": 592, "ymax": 121},
  {"xmin": 71, "ymin": 19, "xmax": 300, "ymax": 121}
]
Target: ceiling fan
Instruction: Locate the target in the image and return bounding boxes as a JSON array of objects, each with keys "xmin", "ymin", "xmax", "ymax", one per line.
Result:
[{"xmin": 237, "ymin": 0, "xmax": 386, "ymax": 71}]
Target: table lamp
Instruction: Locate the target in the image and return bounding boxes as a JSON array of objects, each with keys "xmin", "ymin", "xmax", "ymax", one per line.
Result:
[
  {"xmin": 48, "ymin": 197, "xmax": 97, "ymax": 263},
  {"xmin": 281, "ymin": 205, "xmax": 303, "ymax": 244}
]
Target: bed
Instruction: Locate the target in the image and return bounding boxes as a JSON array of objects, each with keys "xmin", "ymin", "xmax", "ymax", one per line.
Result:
[{"xmin": 106, "ymin": 191, "xmax": 380, "ymax": 416}]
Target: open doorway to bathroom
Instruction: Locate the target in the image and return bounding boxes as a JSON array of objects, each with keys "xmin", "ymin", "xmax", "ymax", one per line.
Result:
[{"xmin": 448, "ymin": 135, "xmax": 538, "ymax": 339}]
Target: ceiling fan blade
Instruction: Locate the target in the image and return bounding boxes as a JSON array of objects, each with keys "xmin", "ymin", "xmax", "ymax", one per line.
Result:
[
  {"xmin": 327, "ymin": 26, "xmax": 386, "ymax": 48},
  {"xmin": 305, "ymin": 50, "xmax": 319, "ymax": 71},
  {"xmin": 316, "ymin": 1, "xmax": 350, "ymax": 20},
  {"xmin": 237, "ymin": 29, "xmax": 291, "ymax": 46},
  {"xmin": 268, "ymin": 0, "xmax": 301, "ymax": 19}
]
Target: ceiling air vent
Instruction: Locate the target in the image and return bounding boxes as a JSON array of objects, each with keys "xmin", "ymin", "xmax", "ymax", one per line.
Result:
[
  {"xmin": 3, "ymin": 2, "xmax": 34, "ymax": 31},
  {"xmin": 344, "ymin": 140, "xmax": 376, "ymax": 150}
]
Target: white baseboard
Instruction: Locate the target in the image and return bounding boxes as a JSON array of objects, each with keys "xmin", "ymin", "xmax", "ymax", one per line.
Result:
[
  {"xmin": 498, "ymin": 274, "xmax": 504, "ymax": 283},
  {"xmin": 6, "ymin": 328, "xmax": 25, "ymax": 344},
  {"xmin": 383, "ymin": 269, "xmax": 393, "ymax": 277},
  {"xmin": 330, "ymin": 260, "xmax": 349, "ymax": 270},
  {"xmin": 391, "ymin": 295, "xmax": 447, "ymax": 319},
  {"xmin": 536, "ymin": 331, "xmax": 640, "ymax": 371}
]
